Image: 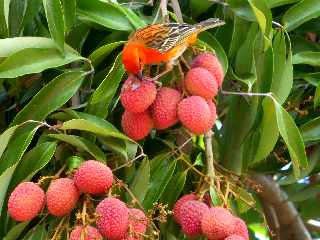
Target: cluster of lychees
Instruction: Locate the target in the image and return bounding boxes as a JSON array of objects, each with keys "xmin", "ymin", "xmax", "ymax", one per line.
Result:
[
  {"xmin": 173, "ymin": 193, "xmax": 249, "ymax": 240},
  {"xmin": 8, "ymin": 160, "xmax": 148, "ymax": 240},
  {"xmin": 120, "ymin": 52, "xmax": 223, "ymax": 140}
]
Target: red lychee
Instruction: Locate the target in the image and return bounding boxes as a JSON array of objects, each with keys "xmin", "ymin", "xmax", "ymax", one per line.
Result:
[
  {"xmin": 177, "ymin": 96, "xmax": 213, "ymax": 134},
  {"xmin": 206, "ymin": 99, "xmax": 217, "ymax": 125},
  {"xmin": 173, "ymin": 193, "xmax": 198, "ymax": 224},
  {"xmin": 225, "ymin": 235, "xmax": 246, "ymax": 240},
  {"xmin": 184, "ymin": 67, "xmax": 218, "ymax": 99},
  {"xmin": 151, "ymin": 87, "xmax": 181, "ymax": 130},
  {"xmin": 70, "ymin": 225, "xmax": 103, "ymax": 240},
  {"xmin": 232, "ymin": 217, "xmax": 249, "ymax": 240},
  {"xmin": 191, "ymin": 53, "xmax": 224, "ymax": 87},
  {"xmin": 46, "ymin": 178, "xmax": 79, "ymax": 217},
  {"xmin": 121, "ymin": 110, "xmax": 153, "ymax": 140},
  {"xmin": 120, "ymin": 76, "xmax": 157, "ymax": 113},
  {"xmin": 201, "ymin": 207, "xmax": 235, "ymax": 240},
  {"xmin": 96, "ymin": 197, "xmax": 129, "ymax": 240},
  {"xmin": 74, "ymin": 160, "xmax": 113, "ymax": 195},
  {"xmin": 128, "ymin": 208, "xmax": 148, "ymax": 235},
  {"xmin": 179, "ymin": 200, "xmax": 209, "ymax": 237},
  {"xmin": 8, "ymin": 182, "xmax": 45, "ymax": 221}
]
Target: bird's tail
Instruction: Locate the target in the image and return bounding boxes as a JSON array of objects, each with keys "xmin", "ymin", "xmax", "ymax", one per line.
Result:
[{"xmin": 196, "ymin": 18, "xmax": 225, "ymax": 32}]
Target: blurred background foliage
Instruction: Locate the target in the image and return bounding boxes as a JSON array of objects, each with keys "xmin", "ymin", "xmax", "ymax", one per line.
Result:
[{"xmin": 0, "ymin": 0, "xmax": 320, "ymax": 239}]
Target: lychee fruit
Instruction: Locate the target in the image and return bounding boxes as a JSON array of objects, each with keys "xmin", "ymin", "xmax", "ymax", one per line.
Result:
[
  {"xmin": 120, "ymin": 76, "xmax": 157, "ymax": 113},
  {"xmin": 8, "ymin": 182, "xmax": 45, "ymax": 221},
  {"xmin": 184, "ymin": 67, "xmax": 218, "ymax": 99},
  {"xmin": 232, "ymin": 217, "xmax": 249, "ymax": 240},
  {"xmin": 74, "ymin": 160, "xmax": 113, "ymax": 195},
  {"xmin": 46, "ymin": 178, "xmax": 79, "ymax": 217},
  {"xmin": 191, "ymin": 53, "xmax": 224, "ymax": 87},
  {"xmin": 179, "ymin": 200, "xmax": 209, "ymax": 237},
  {"xmin": 121, "ymin": 110, "xmax": 153, "ymax": 140},
  {"xmin": 201, "ymin": 207, "xmax": 235, "ymax": 240},
  {"xmin": 70, "ymin": 225, "xmax": 103, "ymax": 240},
  {"xmin": 225, "ymin": 235, "xmax": 246, "ymax": 240},
  {"xmin": 173, "ymin": 193, "xmax": 198, "ymax": 224},
  {"xmin": 206, "ymin": 99, "xmax": 217, "ymax": 125},
  {"xmin": 177, "ymin": 96, "xmax": 213, "ymax": 134},
  {"xmin": 96, "ymin": 197, "xmax": 129, "ymax": 240},
  {"xmin": 128, "ymin": 208, "xmax": 148, "ymax": 236},
  {"xmin": 151, "ymin": 87, "xmax": 181, "ymax": 130}
]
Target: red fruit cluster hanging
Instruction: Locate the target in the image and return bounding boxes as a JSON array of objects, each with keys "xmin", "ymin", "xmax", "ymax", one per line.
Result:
[{"xmin": 120, "ymin": 52, "xmax": 224, "ymax": 140}]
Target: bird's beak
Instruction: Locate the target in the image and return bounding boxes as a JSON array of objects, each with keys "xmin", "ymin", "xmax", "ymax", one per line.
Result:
[{"xmin": 136, "ymin": 70, "xmax": 143, "ymax": 80}]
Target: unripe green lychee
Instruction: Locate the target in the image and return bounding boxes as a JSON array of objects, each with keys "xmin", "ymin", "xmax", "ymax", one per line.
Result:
[
  {"xmin": 179, "ymin": 200, "xmax": 209, "ymax": 237},
  {"xmin": 74, "ymin": 160, "xmax": 113, "ymax": 195},
  {"xmin": 178, "ymin": 96, "xmax": 213, "ymax": 134},
  {"xmin": 173, "ymin": 193, "xmax": 198, "ymax": 224},
  {"xmin": 120, "ymin": 76, "xmax": 157, "ymax": 113},
  {"xmin": 201, "ymin": 207, "xmax": 235, "ymax": 240},
  {"xmin": 121, "ymin": 110, "xmax": 153, "ymax": 140},
  {"xmin": 225, "ymin": 235, "xmax": 246, "ymax": 240},
  {"xmin": 70, "ymin": 225, "xmax": 103, "ymax": 240},
  {"xmin": 8, "ymin": 182, "xmax": 45, "ymax": 221},
  {"xmin": 46, "ymin": 178, "xmax": 79, "ymax": 217},
  {"xmin": 191, "ymin": 53, "xmax": 224, "ymax": 87},
  {"xmin": 184, "ymin": 67, "xmax": 218, "ymax": 99},
  {"xmin": 96, "ymin": 197, "xmax": 129, "ymax": 240},
  {"xmin": 151, "ymin": 87, "xmax": 181, "ymax": 130}
]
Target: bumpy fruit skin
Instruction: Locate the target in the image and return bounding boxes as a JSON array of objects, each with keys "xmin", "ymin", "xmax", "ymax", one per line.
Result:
[
  {"xmin": 120, "ymin": 76, "xmax": 157, "ymax": 113},
  {"xmin": 151, "ymin": 87, "xmax": 181, "ymax": 129},
  {"xmin": 178, "ymin": 96, "xmax": 213, "ymax": 134},
  {"xmin": 191, "ymin": 53, "xmax": 224, "ymax": 87},
  {"xmin": 233, "ymin": 217, "xmax": 249, "ymax": 240},
  {"xmin": 74, "ymin": 160, "xmax": 113, "ymax": 194},
  {"xmin": 70, "ymin": 225, "xmax": 103, "ymax": 240},
  {"xmin": 206, "ymin": 100, "xmax": 217, "ymax": 126},
  {"xmin": 8, "ymin": 182, "xmax": 45, "ymax": 221},
  {"xmin": 128, "ymin": 208, "xmax": 147, "ymax": 235},
  {"xmin": 121, "ymin": 110, "xmax": 153, "ymax": 140},
  {"xmin": 179, "ymin": 200, "xmax": 209, "ymax": 237},
  {"xmin": 96, "ymin": 197, "xmax": 129, "ymax": 240},
  {"xmin": 225, "ymin": 235, "xmax": 246, "ymax": 240},
  {"xmin": 173, "ymin": 193, "xmax": 198, "ymax": 224},
  {"xmin": 184, "ymin": 67, "xmax": 218, "ymax": 99},
  {"xmin": 46, "ymin": 178, "xmax": 79, "ymax": 217},
  {"xmin": 201, "ymin": 207, "xmax": 235, "ymax": 240}
]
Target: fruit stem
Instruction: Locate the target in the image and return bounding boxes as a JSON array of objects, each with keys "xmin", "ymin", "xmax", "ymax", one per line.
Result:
[{"xmin": 204, "ymin": 130, "xmax": 215, "ymax": 187}]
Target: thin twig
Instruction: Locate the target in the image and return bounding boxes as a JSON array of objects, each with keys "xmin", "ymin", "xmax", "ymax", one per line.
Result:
[
  {"xmin": 204, "ymin": 130, "xmax": 215, "ymax": 187},
  {"xmin": 170, "ymin": 0, "xmax": 183, "ymax": 23},
  {"xmin": 160, "ymin": 0, "xmax": 168, "ymax": 20}
]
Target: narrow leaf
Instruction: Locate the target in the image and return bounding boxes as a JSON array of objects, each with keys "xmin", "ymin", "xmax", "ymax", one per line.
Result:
[
  {"xmin": 3, "ymin": 221, "xmax": 29, "ymax": 240},
  {"xmin": 293, "ymin": 51, "xmax": 320, "ymax": 67},
  {"xmin": 63, "ymin": 0, "xmax": 76, "ymax": 32},
  {"xmin": 130, "ymin": 157, "xmax": 150, "ymax": 203},
  {"xmin": 0, "ymin": 125, "xmax": 18, "ymax": 159}
]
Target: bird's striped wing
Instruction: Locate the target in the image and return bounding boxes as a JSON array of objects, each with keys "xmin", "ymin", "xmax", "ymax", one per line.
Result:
[{"xmin": 132, "ymin": 23, "xmax": 197, "ymax": 53}]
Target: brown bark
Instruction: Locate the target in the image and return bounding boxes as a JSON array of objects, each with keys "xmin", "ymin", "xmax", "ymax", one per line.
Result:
[{"xmin": 253, "ymin": 174, "xmax": 311, "ymax": 240}]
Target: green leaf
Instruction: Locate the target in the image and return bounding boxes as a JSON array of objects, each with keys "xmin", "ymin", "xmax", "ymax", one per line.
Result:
[
  {"xmin": 114, "ymin": 5, "xmax": 146, "ymax": 29},
  {"xmin": 0, "ymin": 125, "xmax": 19, "ymax": 159},
  {"xmin": 88, "ymin": 41, "xmax": 125, "ymax": 67},
  {"xmin": 0, "ymin": 165, "xmax": 16, "ymax": 215},
  {"xmin": 9, "ymin": 142, "xmax": 56, "ymax": 189},
  {"xmin": 266, "ymin": 0, "xmax": 300, "ymax": 8},
  {"xmin": 290, "ymin": 185, "xmax": 320, "ymax": 202},
  {"xmin": 273, "ymin": 100, "xmax": 308, "ymax": 178},
  {"xmin": 210, "ymin": 186, "xmax": 222, "ymax": 206},
  {"xmin": 130, "ymin": 157, "xmax": 150, "ymax": 203},
  {"xmin": 271, "ymin": 31, "xmax": 293, "ymax": 105},
  {"xmin": 22, "ymin": 223, "xmax": 47, "ymax": 240},
  {"xmin": 143, "ymin": 157, "xmax": 176, "ymax": 210},
  {"xmin": 282, "ymin": 0, "xmax": 320, "ymax": 32},
  {"xmin": 0, "ymin": 47, "xmax": 84, "ymax": 78},
  {"xmin": 77, "ymin": 0, "xmax": 133, "ymax": 31},
  {"xmin": 87, "ymin": 53, "xmax": 125, "ymax": 118},
  {"xmin": 253, "ymin": 98, "xmax": 279, "ymax": 162},
  {"xmin": 43, "ymin": 0, "xmax": 65, "ymax": 53},
  {"xmin": 100, "ymin": 137, "xmax": 127, "ymax": 160},
  {"xmin": 48, "ymin": 134, "xmax": 105, "ymax": 161},
  {"xmin": 12, "ymin": 71, "xmax": 85, "ymax": 125},
  {"xmin": 0, "ymin": 37, "xmax": 59, "ymax": 58},
  {"xmin": 62, "ymin": 0, "xmax": 76, "ymax": 32},
  {"xmin": 60, "ymin": 119, "xmax": 132, "ymax": 142},
  {"xmin": 301, "ymin": 117, "xmax": 320, "ymax": 142},
  {"xmin": 160, "ymin": 171, "xmax": 187, "ymax": 208},
  {"xmin": 227, "ymin": 0, "xmax": 256, "ymax": 22},
  {"xmin": 293, "ymin": 51, "xmax": 320, "ymax": 66},
  {"xmin": 3, "ymin": 221, "xmax": 29, "ymax": 240},
  {"xmin": 314, "ymin": 84, "xmax": 320, "ymax": 109},
  {"xmin": 8, "ymin": 0, "xmax": 26, "ymax": 37},
  {"xmin": 0, "ymin": 0, "xmax": 9, "ymax": 37}
]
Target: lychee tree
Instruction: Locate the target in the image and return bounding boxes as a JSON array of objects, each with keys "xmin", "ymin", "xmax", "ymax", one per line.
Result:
[{"xmin": 0, "ymin": 0, "xmax": 319, "ymax": 240}]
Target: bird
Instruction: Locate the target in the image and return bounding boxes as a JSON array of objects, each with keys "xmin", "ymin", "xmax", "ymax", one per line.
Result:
[{"xmin": 122, "ymin": 18, "xmax": 225, "ymax": 79}]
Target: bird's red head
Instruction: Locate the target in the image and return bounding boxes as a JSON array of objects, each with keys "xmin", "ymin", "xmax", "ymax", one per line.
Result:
[{"xmin": 122, "ymin": 43, "xmax": 145, "ymax": 78}]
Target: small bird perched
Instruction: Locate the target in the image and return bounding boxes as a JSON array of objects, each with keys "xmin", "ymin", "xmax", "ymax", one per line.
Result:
[{"xmin": 122, "ymin": 18, "xmax": 225, "ymax": 79}]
